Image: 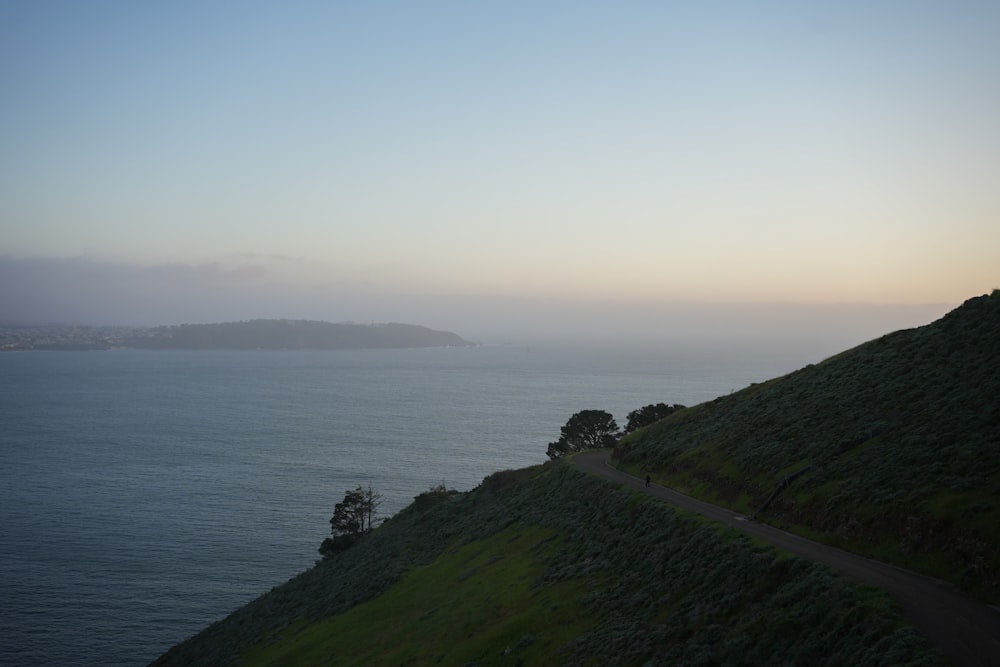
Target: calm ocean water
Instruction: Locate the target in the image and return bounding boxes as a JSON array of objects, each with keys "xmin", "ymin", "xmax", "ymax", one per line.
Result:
[{"xmin": 0, "ymin": 342, "xmax": 821, "ymax": 666}]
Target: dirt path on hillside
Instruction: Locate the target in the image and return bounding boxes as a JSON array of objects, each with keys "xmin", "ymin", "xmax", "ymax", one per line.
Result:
[{"xmin": 573, "ymin": 450, "xmax": 1000, "ymax": 667}]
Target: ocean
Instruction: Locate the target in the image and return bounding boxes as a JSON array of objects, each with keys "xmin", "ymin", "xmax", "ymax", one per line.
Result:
[{"xmin": 1, "ymin": 341, "xmax": 825, "ymax": 666}]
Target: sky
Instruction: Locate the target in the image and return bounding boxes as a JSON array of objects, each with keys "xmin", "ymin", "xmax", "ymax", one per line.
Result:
[{"xmin": 1, "ymin": 2, "xmax": 998, "ymax": 342}]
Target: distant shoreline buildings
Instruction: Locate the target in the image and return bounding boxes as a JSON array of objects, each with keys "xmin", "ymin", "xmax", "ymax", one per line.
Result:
[{"xmin": 0, "ymin": 320, "xmax": 471, "ymax": 351}]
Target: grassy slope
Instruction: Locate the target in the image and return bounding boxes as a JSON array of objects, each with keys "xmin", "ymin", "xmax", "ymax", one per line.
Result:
[
  {"xmin": 154, "ymin": 465, "xmax": 942, "ymax": 666},
  {"xmin": 616, "ymin": 291, "xmax": 1000, "ymax": 601},
  {"xmin": 242, "ymin": 525, "xmax": 590, "ymax": 666}
]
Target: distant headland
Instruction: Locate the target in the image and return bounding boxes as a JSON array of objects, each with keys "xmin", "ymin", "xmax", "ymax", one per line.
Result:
[{"xmin": 0, "ymin": 319, "xmax": 472, "ymax": 351}]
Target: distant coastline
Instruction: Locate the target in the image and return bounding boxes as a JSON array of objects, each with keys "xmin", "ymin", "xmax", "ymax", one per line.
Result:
[{"xmin": 0, "ymin": 319, "xmax": 472, "ymax": 351}]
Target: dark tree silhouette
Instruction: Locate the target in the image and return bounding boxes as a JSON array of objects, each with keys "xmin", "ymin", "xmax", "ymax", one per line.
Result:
[
  {"xmin": 319, "ymin": 484, "xmax": 384, "ymax": 558},
  {"xmin": 547, "ymin": 409, "xmax": 619, "ymax": 459},
  {"xmin": 624, "ymin": 402, "xmax": 686, "ymax": 434}
]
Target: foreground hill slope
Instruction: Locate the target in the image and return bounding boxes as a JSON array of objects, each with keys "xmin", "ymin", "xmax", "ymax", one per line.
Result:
[
  {"xmin": 153, "ymin": 464, "xmax": 941, "ymax": 666},
  {"xmin": 616, "ymin": 291, "xmax": 1000, "ymax": 600}
]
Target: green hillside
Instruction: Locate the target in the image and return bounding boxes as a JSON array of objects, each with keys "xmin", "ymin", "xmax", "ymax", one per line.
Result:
[
  {"xmin": 151, "ymin": 294, "xmax": 1000, "ymax": 665},
  {"xmin": 616, "ymin": 291, "xmax": 1000, "ymax": 601},
  {"xmin": 153, "ymin": 465, "xmax": 941, "ymax": 666}
]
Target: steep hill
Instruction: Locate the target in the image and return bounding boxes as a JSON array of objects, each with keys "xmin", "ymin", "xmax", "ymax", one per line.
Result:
[
  {"xmin": 616, "ymin": 291, "xmax": 1000, "ymax": 600},
  {"xmin": 153, "ymin": 464, "xmax": 941, "ymax": 666},
  {"xmin": 150, "ymin": 293, "xmax": 997, "ymax": 665}
]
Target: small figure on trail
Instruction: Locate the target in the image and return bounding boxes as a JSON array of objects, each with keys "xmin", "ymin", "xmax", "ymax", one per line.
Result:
[{"xmin": 645, "ymin": 475, "xmax": 651, "ymax": 487}]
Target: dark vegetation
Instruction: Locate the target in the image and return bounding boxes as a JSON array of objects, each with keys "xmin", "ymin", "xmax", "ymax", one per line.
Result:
[
  {"xmin": 546, "ymin": 409, "xmax": 620, "ymax": 459},
  {"xmin": 616, "ymin": 291, "xmax": 1000, "ymax": 600},
  {"xmin": 152, "ymin": 465, "xmax": 941, "ymax": 666},
  {"xmin": 624, "ymin": 402, "xmax": 687, "ymax": 434},
  {"xmin": 131, "ymin": 319, "xmax": 471, "ymax": 349},
  {"xmin": 318, "ymin": 485, "xmax": 384, "ymax": 557}
]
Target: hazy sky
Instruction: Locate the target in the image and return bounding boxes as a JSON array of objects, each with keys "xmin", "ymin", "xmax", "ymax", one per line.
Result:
[{"xmin": 1, "ymin": 2, "xmax": 997, "ymax": 337}]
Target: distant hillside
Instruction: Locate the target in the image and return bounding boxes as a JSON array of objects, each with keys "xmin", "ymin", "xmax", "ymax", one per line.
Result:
[
  {"xmin": 152, "ymin": 464, "xmax": 940, "ymax": 666},
  {"xmin": 130, "ymin": 320, "xmax": 471, "ymax": 350},
  {"xmin": 617, "ymin": 290, "xmax": 1000, "ymax": 600}
]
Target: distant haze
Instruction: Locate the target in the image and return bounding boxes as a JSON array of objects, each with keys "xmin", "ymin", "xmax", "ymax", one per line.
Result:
[
  {"xmin": 1, "ymin": 4, "xmax": 996, "ymax": 339},
  {"xmin": 0, "ymin": 255, "xmax": 954, "ymax": 353}
]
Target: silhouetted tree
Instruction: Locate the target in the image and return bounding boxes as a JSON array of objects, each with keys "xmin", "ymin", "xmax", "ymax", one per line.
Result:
[
  {"xmin": 319, "ymin": 484, "xmax": 384, "ymax": 558},
  {"xmin": 547, "ymin": 409, "xmax": 619, "ymax": 459},
  {"xmin": 624, "ymin": 402, "xmax": 686, "ymax": 434}
]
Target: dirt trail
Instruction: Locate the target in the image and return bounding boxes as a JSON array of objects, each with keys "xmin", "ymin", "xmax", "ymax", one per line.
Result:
[{"xmin": 573, "ymin": 450, "xmax": 1000, "ymax": 667}]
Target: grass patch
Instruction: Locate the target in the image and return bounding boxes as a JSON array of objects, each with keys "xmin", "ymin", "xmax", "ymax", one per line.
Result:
[{"xmin": 242, "ymin": 524, "xmax": 592, "ymax": 667}]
